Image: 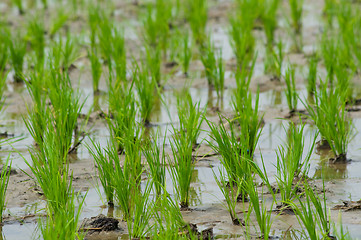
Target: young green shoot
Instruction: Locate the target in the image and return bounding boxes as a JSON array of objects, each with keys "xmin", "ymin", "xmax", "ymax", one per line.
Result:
[
  {"xmin": 289, "ymin": 0, "xmax": 303, "ymax": 34},
  {"xmin": 284, "ymin": 66, "xmax": 298, "ymax": 113},
  {"xmin": 88, "ymin": 49, "xmax": 102, "ymax": 94},
  {"xmin": 9, "ymin": 32, "xmax": 27, "ymax": 83},
  {"xmin": 0, "ymin": 156, "xmax": 11, "ymax": 223},
  {"xmin": 262, "ymin": 0, "xmax": 280, "ymax": 47},
  {"xmin": 307, "ymin": 55, "xmax": 318, "ymax": 95}
]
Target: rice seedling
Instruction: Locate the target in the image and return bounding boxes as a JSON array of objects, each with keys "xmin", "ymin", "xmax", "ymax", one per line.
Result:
[
  {"xmin": 323, "ymin": 0, "xmax": 337, "ymax": 28},
  {"xmin": 27, "ymin": 15, "xmax": 45, "ymax": 64},
  {"xmin": 176, "ymin": 91, "xmax": 205, "ymax": 147},
  {"xmin": 187, "ymin": 0, "xmax": 208, "ymax": 45},
  {"xmin": 0, "ymin": 37, "xmax": 9, "ymax": 72},
  {"xmin": 228, "ymin": 15, "xmax": 255, "ymax": 69},
  {"xmin": 289, "ymin": 0, "xmax": 303, "ymax": 34},
  {"xmin": 264, "ymin": 40, "xmax": 284, "ymax": 80},
  {"xmin": 207, "ymin": 115, "xmax": 253, "ymax": 202},
  {"xmin": 88, "ymin": 49, "xmax": 102, "ymax": 94},
  {"xmin": 333, "ymin": 213, "xmax": 352, "ymax": 240},
  {"xmin": 9, "ymin": 32, "xmax": 27, "ymax": 83},
  {"xmin": 11, "ymin": 0, "xmax": 24, "ymax": 15},
  {"xmin": 232, "ymin": 86, "xmax": 263, "ymax": 158},
  {"xmin": 0, "ymin": 156, "xmax": 11, "ymax": 223},
  {"xmin": 87, "ymin": 140, "xmax": 115, "ymax": 206},
  {"xmin": 180, "ymin": 31, "xmax": 192, "ymax": 76},
  {"xmin": 168, "ymin": 127, "xmax": 195, "ymax": 209},
  {"xmin": 213, "ymin": 167, "xmax": 242, "ymax": 225},
  {"xmin": 245, "ymin": 177, "xmax": 274, "ymax": 240},
  {"xmin": 284, "ymin": 66, "xmax": 298, "ymax": 113},
  {"xmin": 307, "ymin": 55, "xmax": 318, "ymax": 95},
  {"xmin": 146, "ymin": 45, "xmax": 161, "ymax": 86},
  {"xmin": 304, "ymin": 82, "xmax": 353, "ymax": 162},
  {"xmin": 289, "ymin": 181, "xmax": 336, "ymax": 239},
  {"xmin": 49, "ymin": 7, "xmax": 69, "ymax": 37},
  {"xmin": 112, "ymin": 28, "xmax": 127, "ymax": 83},
  {"xmin": 113, "ymin": 136, "xmax": 143, "ymax": 220},
  {"xmin": 320, "ymin": 32, "xmax": 338, "ymax": 85},
  {"xmin": 275, "ymin": 122, "xmax": 316, "ymax": 209},
  {"xmin": 87, "ymin": 4, "xmax": 101, "ymax": 50},
  {"xmin": 107, "ymin": 80, "xmax": 136, "ymax": 154},
  {"xmin": 47, "ymin": 69, "xmax": 84, "ymax": 158},
  {"xmin": 262, "ymin": 0, "xmax": 280, "ymax": 47},
  {"xmin": 143, "ymin": 131, "xmax": 166, "ymax": 196},
  {"xmin": 61, "ymin": 34, "xmax": 80, "ymax": 71},
  {"xmin": 127, "ymin": 181, "xmax": 154, "ymax": 239},
  {"xmin": 134, "ymin": 64, "xmax": 158, "ymax": 125}
]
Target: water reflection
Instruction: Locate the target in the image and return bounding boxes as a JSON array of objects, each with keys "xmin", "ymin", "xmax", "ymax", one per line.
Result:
[{"xmin": 313, "ymin": 149, "xmax": 348, "ymax": 179}]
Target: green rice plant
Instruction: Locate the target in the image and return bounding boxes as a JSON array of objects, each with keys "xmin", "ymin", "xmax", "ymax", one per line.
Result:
[
  {"xmin": 304, "ymin": 82, "xmax": 353, "ymax": 162},
  {"xmin": 245, "ymin": 177, "xmax": 274, "ymax": 240},
  {"xmin": 176, "ymin": 91, "xmax": 205, "ymax": 147},
  {"xmin": 187, "ymin": 0, "xmax": 208, "ymax": 45},
  {"xmin": 323, "ymin": 0, "xmax": 337, "ymax": 28},
  {"xmin": 0, "ymin": 36, "xmax": 9, "ymax": 72},
  {"xmin": 215, "ymin": 49, "xmax": 225, "ymax": 100},
  {"xmin": 320, "ymin": 32, "xmax": 338, "ymax": 85},
  {"xmin": 289, "ymin": 181, "xmax": 335, "ymax": 239},
  {"xmin": 143, "ymin": 131, "xmax": 166, "ymax": 196},
  {"xmin": 262, "ymin": 0, "xmax": 280, "ymax": 47},
  {"xmin": 11, "ymin": 0, "xmax": 24, "ymax": 15},
  {"xmin": 107, "ymin": 81, "xmax": 136, "ymax": 154},
  {"xmin": 284, "ymin": 66, "xmax": 298, "ymax": 113},
  {"xmin": 62, "ymin": 33, "xmax": 80, "ymax": 71},
  {"xmin": 112, "ymin": 127, "xmax": 143, "ymax": 220},
  {"xmin": 9, "ymin": 32, "xmax": 27, "ymax": 83},
  {"xmin": 213, "ymin": 167, "xmax": 242, "ymax": 225},
  {"xmin": 146, "ymin": 45, "xmax": 161, "ymax": 86},
  {"xmin": 333, "ymin": 213, "xmax": 352, "ymax": 240},
  {"xmin": 39, "ymin": 190, "xmax": 86, "ymax": 240},
  {"xmin": 228, "ymin": 15, "xmax": 255, "ymax": 69},
  {"xmin": 88, "ymin": 49, "xmax": 102, "ymax": 94},
  {"xmin": 200, "ymin": 39, "xmax": 216, "ymax": 87},
  {"xmin": 0, "ymin": 71, "xmax": 8, "ymax": 113},
  {"xmin": 87, "ymin": 140, "xmax": 115, "ymax": 206},
  {"xmin": 207, "ymin": 115, "xmax": 253, "ymax": 201},
  {"xmin": 232, "ymin": 88, "xmax": 263, "ymax": 158},
  {"xmin": 46, "ymin": 69, "xmax": 84, "ymax": 158},
  {"xmin": 127, "ymin": 181, "xmax": 154, "ymax": 239},
  {"xmin": 134, "ymin": 65, "xmax": 157, "ymax": 125},
  {"xmin": 143, "ymin": 0, "xmax": 172, "ymax": 53},
  {"xmin": 87, "ymin": 4, "xmax": 101, "ymax": 49},
  {"xmin": 287, "ymin": 193, "xmax": 319, "ymax": 240},
  {"xmin": 289, "ymin": 0, "xmax": 303, "ymax": 34},
  {"xmin": 49, "ymin": 7, "xmax": 69, "ymax": 37},
  {"xmin": 264, "ymin": 40, "xmax": 284, "ymax": 79},
  {"xmin": 180, "ymin": 31, "xmax": 192, "ymax": 76},
  {"xmin": 275, "ymin": 122, "xmax": 316, "ymax": 208},
  {"xmin": 152, "ymin": 193, "xmax": 197, "ymax": 239},
  {"xmin": 307, "ymin": 55, "xmax": 318, "ymax": 95},
  {"xmin": 27, "ymin": 15, "xmax": 45, "ymax": 64},
  {"xmin": 168, "ymin": 127, "xmax": 195, "ymax": 209},
  {"xmin": 112, "ymin": 28, "xmax": 127, "ymax": 83},
  {"xmin": 0, "ymin": 156, "xmax": 11, "ymax": 223}
]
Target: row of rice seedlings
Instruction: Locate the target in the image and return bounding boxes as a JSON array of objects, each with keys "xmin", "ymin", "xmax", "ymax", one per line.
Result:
[
  {"xmin": 284, "ymin": 66, "xmax": 298, "ymax": 113},
  {"xmin": 228, "ymin": 15, "xmax": 255, "ymax": 70},
  {"xmin": 187, "ymin": 0, "xmax": 208, "ymax": 46},
  {"xmin": 264, "ymin": 40, "xmax": 284, "ymax": 80},
  {"xmin": 304, "ymin": 82, "xmax": 353, "ymax": 162},
  {"xmin": 275, "ymin": 122, "xmax": 316, "ymax": 210}
]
